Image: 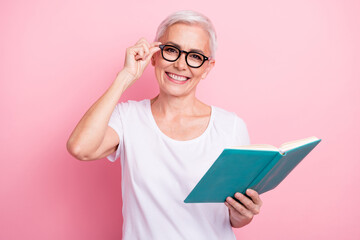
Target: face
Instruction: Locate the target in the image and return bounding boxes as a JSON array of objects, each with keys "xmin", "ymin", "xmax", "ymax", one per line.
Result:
[{"xmin": 151, "ymin": 23, "xmax": 215, "ymax": 98}]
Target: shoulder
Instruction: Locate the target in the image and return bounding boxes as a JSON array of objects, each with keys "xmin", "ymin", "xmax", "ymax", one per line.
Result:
[
  {"xmin": 110, "ymin": 99, "xmax": 149, "ymax": 123},
  {"xmin": 212, "ymin": 105, "xmax": 250, "ymax": 145},
  {"xmin": 212, "ymin": 105, "xmax": 246, "ymax": 127},
  {"xmin": 115, "ymin": 99, "xmax": 148, "ymax": 112}
]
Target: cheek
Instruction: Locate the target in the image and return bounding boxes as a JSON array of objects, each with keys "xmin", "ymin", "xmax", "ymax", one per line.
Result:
[
  {"xmin": 154, "ymin": 61, "xmax": 169, "ymax": 79},
  {"xmin": 154, "ymin": 57, "xmax": 173, "ymax": 72},
  {"xmin": 190, "ymin": 69, "xmax": 204, "ymax": 78},
  {"xmin": 154, "ymin": 52, "xmax": 168, "ymax": 64}
]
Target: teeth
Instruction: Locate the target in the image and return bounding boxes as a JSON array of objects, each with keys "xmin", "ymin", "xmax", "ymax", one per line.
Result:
[{"xmin": 167, "ymin": 73, "xmax": 188, "ymax": 81}]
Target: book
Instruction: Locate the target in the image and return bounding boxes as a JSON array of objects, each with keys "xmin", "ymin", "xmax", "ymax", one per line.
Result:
[{"xmin": 184, "ymin": 136, "xmax": 321, "ymax": 203}]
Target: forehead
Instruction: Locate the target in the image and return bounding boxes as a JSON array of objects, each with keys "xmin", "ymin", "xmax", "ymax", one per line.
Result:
[{"xmin": 160, "ymin": 23, "xmax": 210, "ymax": 54}]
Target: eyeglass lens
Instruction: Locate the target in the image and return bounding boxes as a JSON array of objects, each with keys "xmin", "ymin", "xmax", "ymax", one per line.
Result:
[{"xmin": 162, "ymin": 45, "xmax": 205, "ymax": 68}]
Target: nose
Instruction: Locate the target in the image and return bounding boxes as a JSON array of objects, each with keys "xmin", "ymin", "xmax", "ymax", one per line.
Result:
[{"xmin": 174, "ymin": 52, "xmax": 187, "ymax": 70}]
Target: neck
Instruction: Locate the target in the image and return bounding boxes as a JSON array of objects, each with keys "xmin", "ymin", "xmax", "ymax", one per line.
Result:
[{"xmin": 151, "ymin": 92, "xmax": 201, "ymax": 118}]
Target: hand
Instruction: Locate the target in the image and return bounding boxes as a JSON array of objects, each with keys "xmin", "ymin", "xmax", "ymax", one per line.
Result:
[
  {"xmin": 224, "ymin": 189, "xmax": 263, "ymax": 228},
  {"xmin": 123, "ymin": 38, "xmax": 161, "ymax": 81}
]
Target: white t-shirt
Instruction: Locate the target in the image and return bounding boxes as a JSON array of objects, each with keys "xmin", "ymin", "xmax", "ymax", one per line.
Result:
[{"xmin": 107, "ymin": 99, "xmax": 250, "ymax": 240}]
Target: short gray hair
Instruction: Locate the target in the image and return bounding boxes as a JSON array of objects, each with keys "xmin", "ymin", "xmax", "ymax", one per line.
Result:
[{"xmin": 155, "ymin": 10, "xmax": 217, "ymax": 58}]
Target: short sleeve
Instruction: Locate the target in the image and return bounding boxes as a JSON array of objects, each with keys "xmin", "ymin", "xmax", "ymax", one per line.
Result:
[
  {"xmin": 106, "ymin": 102, "xmax": 126, "ymax": 162},
  {"xmin": 232, "ymin": 115, "xmax": 250, "ymax": 146}
]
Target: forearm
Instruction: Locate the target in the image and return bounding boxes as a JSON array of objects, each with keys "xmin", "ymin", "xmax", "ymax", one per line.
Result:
[{"xmin": 67, "ymin": 70, "xmax": 133, "ymax": 158}]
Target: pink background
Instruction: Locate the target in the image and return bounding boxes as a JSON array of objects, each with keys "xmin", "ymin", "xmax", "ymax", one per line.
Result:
[{"xmin": 1, "ymin": 0, "xmax": 359, "ymax": 239}]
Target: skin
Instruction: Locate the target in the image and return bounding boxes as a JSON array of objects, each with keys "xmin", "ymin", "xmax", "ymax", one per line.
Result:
[
  {"xmin": 150, "ymin": 23, "xmax": 216, "ymax": 141},
  {"xmin": 225, "ymin": 189, "xmax": 263, "ymax": 228},
  {"xmin": 67, "ymin": 19, "xmax": 263, "ymax": 229},
  {"xmin": 148, "ymin": 24, "xmax": 262, "ymax": 228}
]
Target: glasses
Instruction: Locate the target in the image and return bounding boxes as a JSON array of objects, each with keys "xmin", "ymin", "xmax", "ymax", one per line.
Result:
[{"xmin": 159, "ymin": 44, "xmax": 210, "ymax": 68}]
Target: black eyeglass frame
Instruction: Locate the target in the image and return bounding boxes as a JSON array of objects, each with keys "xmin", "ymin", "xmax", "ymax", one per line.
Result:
[{"xmin": 159, "ymin": 44, "xmax": 210, "ymax": 68}]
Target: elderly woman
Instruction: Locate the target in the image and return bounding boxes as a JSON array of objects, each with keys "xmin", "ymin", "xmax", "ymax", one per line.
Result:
[{"xmin": 67, "ymin": 10, "xmax": 262, "ymax": 240}]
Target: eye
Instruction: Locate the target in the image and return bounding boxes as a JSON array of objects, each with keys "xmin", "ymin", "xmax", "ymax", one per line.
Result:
[
  {"xmin": 164, "ymin": 46, "xmax": 179, "ymax": 54},
  {"xmin": 188, "ymin": 53, "xmax": 204, "ymax": 61}
]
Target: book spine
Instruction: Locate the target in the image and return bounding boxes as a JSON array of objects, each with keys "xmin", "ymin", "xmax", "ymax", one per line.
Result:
[{"xmin": 246, "ymin": 152, "xmax": 284, "ymax": 194}]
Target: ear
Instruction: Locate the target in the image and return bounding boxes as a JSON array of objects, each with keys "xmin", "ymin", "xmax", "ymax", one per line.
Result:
[
  {"xmin": 201, "ymin": 59, "xmax": 215, "ymax": 79},
  {"xmin": 151, "ymin": 55, "xmax": 155, "ymax": 66},
  {"xmin": 151, "ymin": 51, "xmax": 159, "ymax": 66}
]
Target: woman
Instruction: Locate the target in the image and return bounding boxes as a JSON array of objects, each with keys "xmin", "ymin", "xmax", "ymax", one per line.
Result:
[{"xmin": 67, "ymin": 10, "xmax": 262, "ymax": 240}]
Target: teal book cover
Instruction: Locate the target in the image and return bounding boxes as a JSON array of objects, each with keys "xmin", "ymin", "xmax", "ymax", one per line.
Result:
[{"xmin": 184, "ymin": 136, "xmax": 321, "ymax": 203}]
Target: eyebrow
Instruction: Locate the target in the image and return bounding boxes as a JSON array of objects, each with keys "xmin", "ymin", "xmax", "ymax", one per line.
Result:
[{"xmin": 165, "ymin": 41, "xmax": 206, "ymax": 55}]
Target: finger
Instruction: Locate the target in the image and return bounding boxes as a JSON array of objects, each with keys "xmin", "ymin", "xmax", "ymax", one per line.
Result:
[
  {"xmin": 129, "ymin": 46, "xmax": 146, "ymax": 60},
  {"xmin": 150, "ymin": 41, "xmax": 162, "ymax": 47},
  {"xmin": 133, "ymin": 43, "xmax": 149, "ymax": 60},
  {"xmin": 226, "ymin": 197, "xmax": 253, "ymax": 219},
  {"xmin": 128, "ymin": 46, "xmax": 145, "ymax": 55},
  {"xmin": 132, "ymin": 42, "xmax": 152, "ymax": 61},
  {"xmin": 138, "ymin": 39, "xmax": 152, "ymax": 56},
  {"xmin": 246, "ymin": 189, "xmax": 263, "ymax": 207},
  {"xmin": 233, "ymin": 192, "xmax": 260, "ymax": 215},
  {"xmin": 235, "ymin": 192, "xmax": 260, "ymax": 215},
  {"xmin": 135, "ymin": 37, "xmax": 150, "ymax": 47},
  {"xmin": 140, "ymin": 42, "xmax": 150, "ymax": 56},
  {"xmin": 134, "ymin": 50, "xmax": 145, "ymax": 60},
  {"xmin": 135, "ymin": 55, "xmax": 142, "ymax": 61},
  {"xmin": 149, "ymin": 45, "xmax": 161, "ymax": 55},
  {"xmin": 224, "ymin": 201, "xmax": 237, "ymax": 213},
  {"xmin": 144, "ymin": 46, "xmax": 161, "ymax": 62}
]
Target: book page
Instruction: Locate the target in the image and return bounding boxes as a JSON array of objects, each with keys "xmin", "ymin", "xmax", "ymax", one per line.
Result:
[
  {"xmin": 230, "ymin": 144, "xmax": 279, "ymax": 151},
  {"xmin": 279, "ymin": 136, "xmax": 320, "ymax": 153}
]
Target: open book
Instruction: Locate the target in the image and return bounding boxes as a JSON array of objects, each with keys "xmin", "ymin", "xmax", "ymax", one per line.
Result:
[{"xmin": 184, "ymin": 136, "xmax": 321, "ymax": 203}]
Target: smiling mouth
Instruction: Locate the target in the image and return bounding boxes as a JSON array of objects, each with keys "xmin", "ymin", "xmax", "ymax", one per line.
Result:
[{"xmin": 165, "ymin": 72, "xmax": 190, "ymax": 83}]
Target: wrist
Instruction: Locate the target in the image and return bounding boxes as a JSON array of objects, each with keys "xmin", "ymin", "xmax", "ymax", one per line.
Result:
[
  {"xmin": 229, "ymin": 212, "xmax": 253, "ymax": 228},
  {"xmin": 114, "ymin": 69, "xmax": 137, "ymax": 92},
  {"xmin": 117, "ymin": 68, "xmax": 136, "ymax": 81}
]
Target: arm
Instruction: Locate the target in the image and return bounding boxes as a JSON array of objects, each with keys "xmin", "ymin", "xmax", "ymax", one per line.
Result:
[
  {"xmin": 66, "ymin": 38, "xmax": 161, "ymax": 160},
  {"xmin": 66, "ymin": 71, "xmax": 131, "ymax": 160},
  {"xmin": 225, "ymin": 189, "xmax": 263, "ymax": 228}
]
